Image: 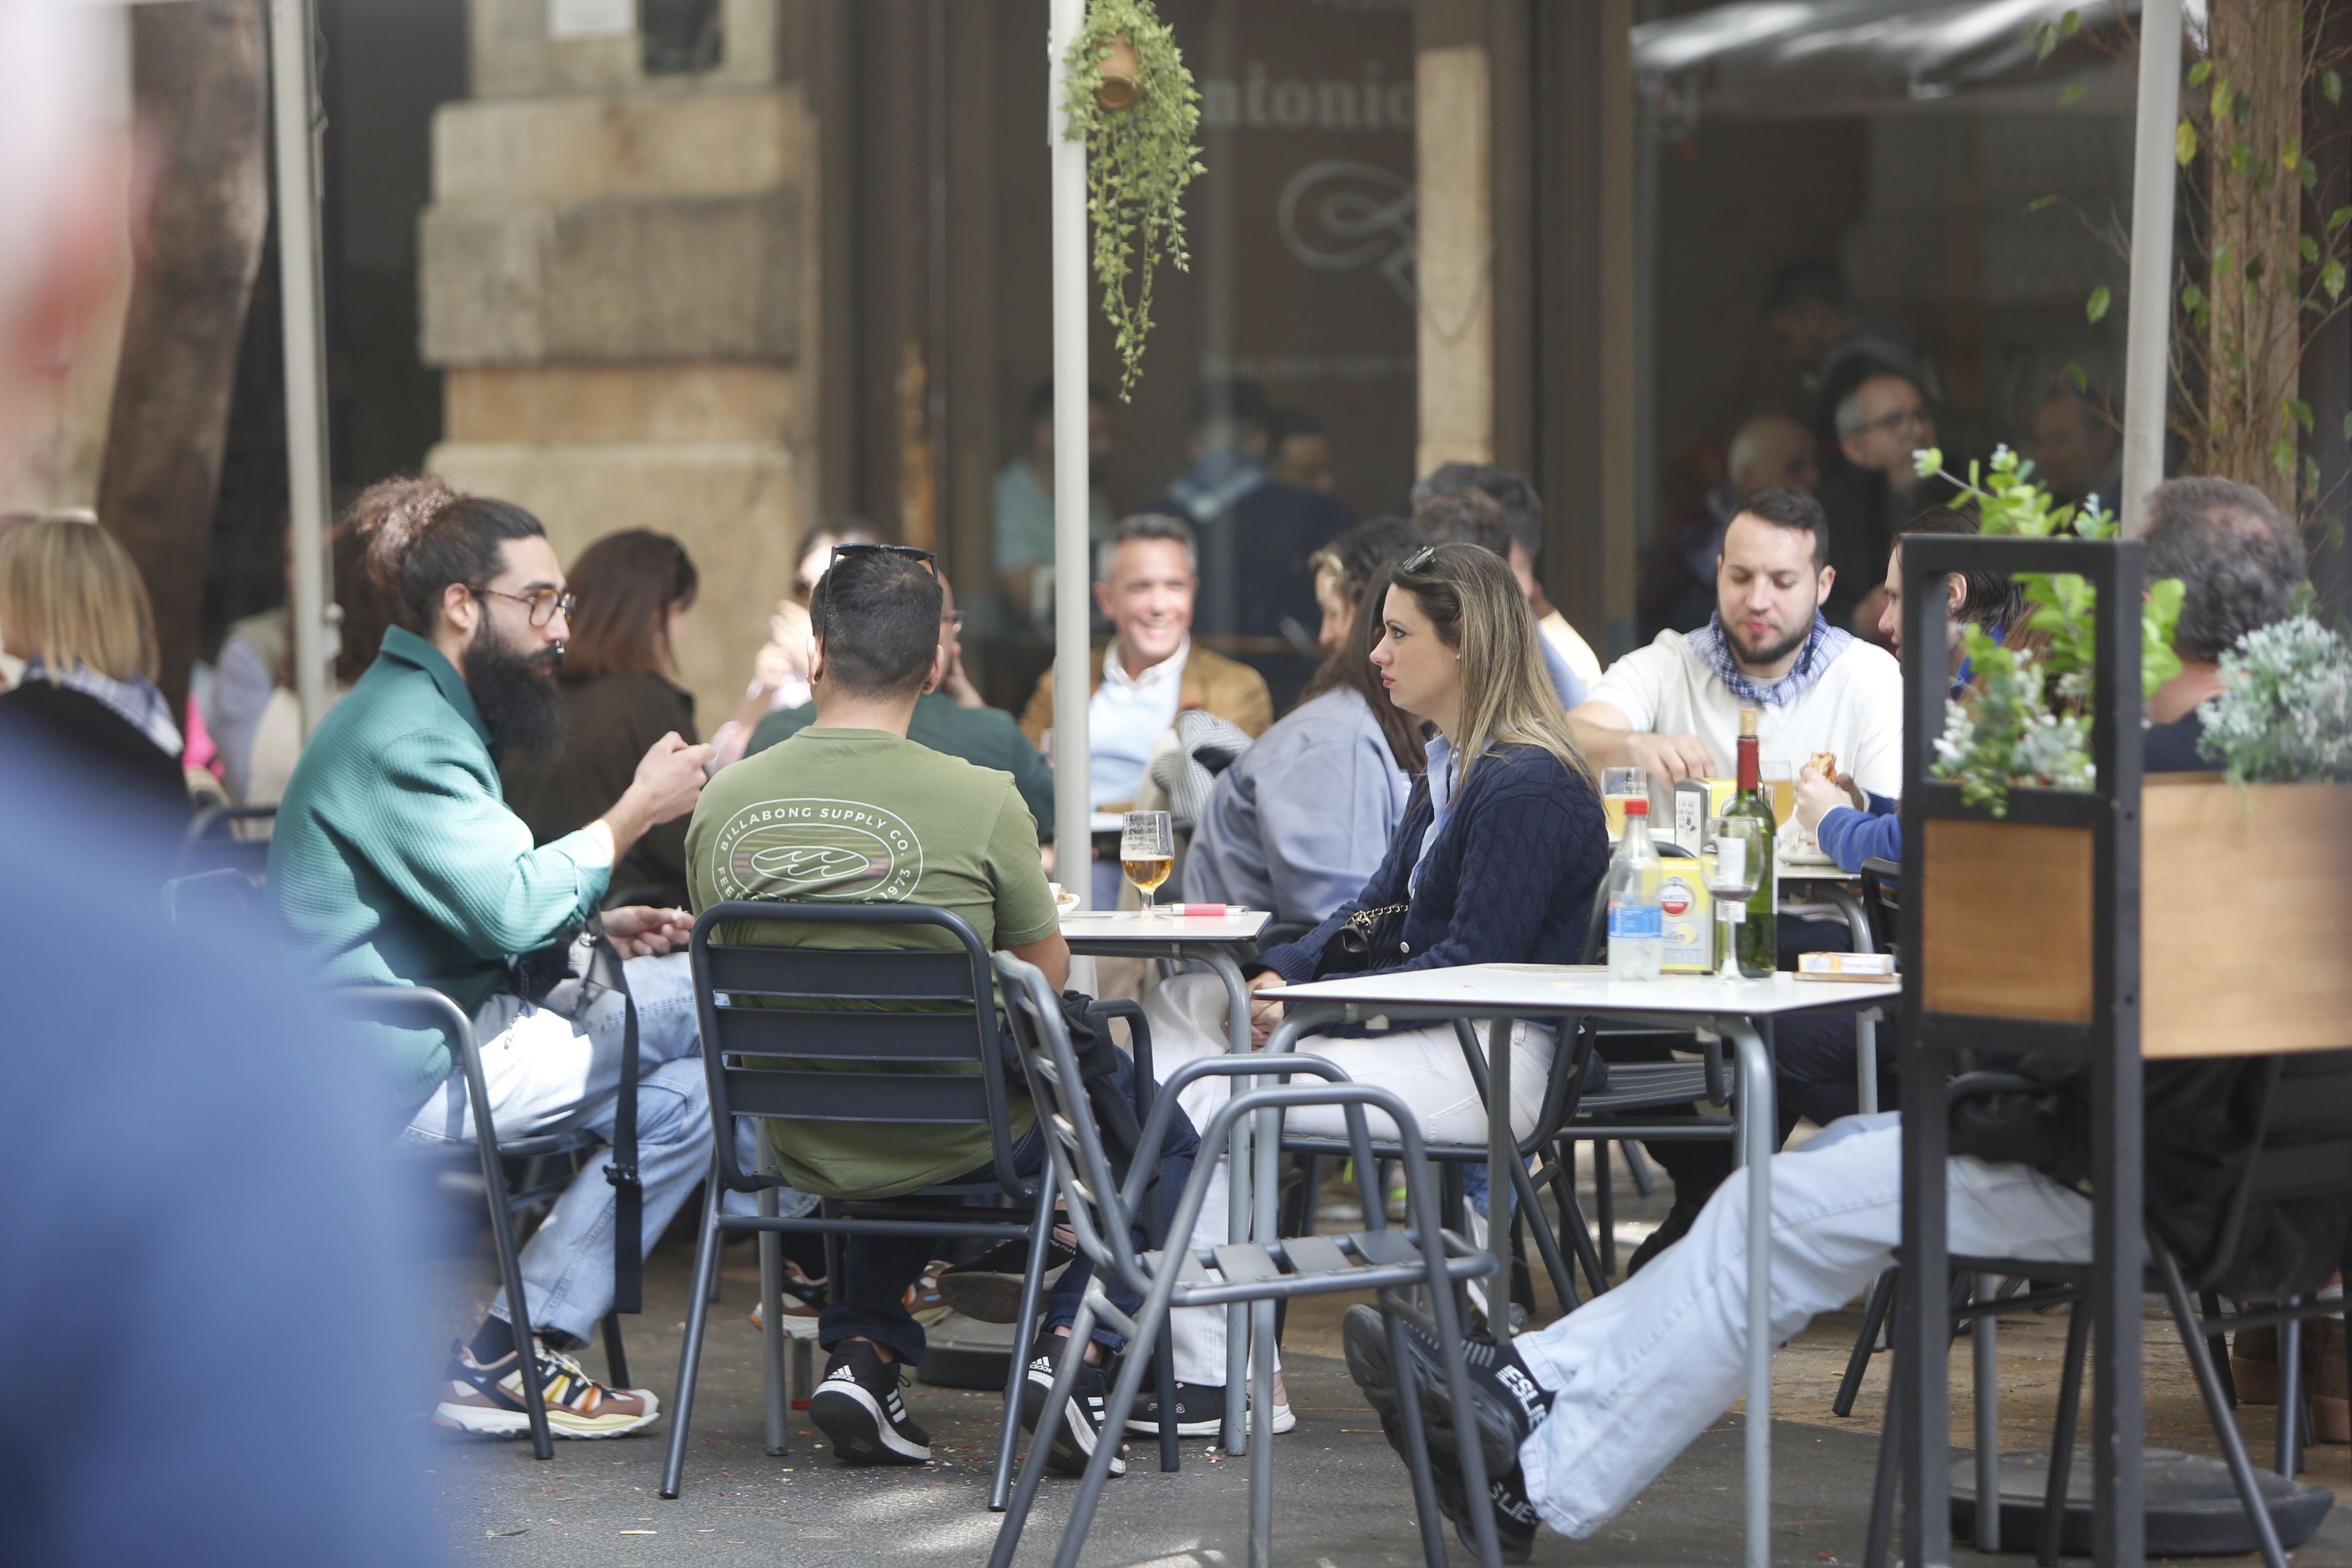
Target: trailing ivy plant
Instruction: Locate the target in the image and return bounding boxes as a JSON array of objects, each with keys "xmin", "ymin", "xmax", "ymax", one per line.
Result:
[
  {"xmin": 1914, "ymin": 444, "xmax": 2185, "ymax": 815},
  {"xmin": 1061, "ymin": 0, "xmax": 1204, "ymax": 399},
  {"xmin": 2197, "ymin": 609, "xmax": 2352, "ymax": 785}
]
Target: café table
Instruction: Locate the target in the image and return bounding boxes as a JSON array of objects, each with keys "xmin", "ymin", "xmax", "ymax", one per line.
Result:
[
  {"xmin": 1259, "ymin": 963, "xmax": 1901, "ymax": 1568},
  {"xmin": 1058, "ymin": 905, "xmax": 1271, "ymax": 1450}
]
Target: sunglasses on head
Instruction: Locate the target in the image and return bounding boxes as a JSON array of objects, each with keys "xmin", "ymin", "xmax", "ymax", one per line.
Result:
[{"xmin": 1400, "ymin": 545, "xmax": 1438, "ymax": 573}]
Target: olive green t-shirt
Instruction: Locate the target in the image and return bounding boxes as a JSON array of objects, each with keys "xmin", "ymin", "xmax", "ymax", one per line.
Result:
[{"xmin": 684, "ymin": 726, "xmax": 1061, "ymax": 1199}]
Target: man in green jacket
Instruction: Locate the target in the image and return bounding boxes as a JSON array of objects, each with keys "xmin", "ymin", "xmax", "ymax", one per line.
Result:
[{"xmin": 269, "ymin": 478, "xmax": 711, "ymax": 1441}]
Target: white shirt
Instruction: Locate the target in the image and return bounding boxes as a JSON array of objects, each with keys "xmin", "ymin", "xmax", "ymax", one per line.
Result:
[
  {"xmin": 1088, "ymin": 636, "xmax": 1188, "ymax": 807},
  {"xmin": 1586, "ymin": 628, "xmax": 1905, "ymax": 799}
]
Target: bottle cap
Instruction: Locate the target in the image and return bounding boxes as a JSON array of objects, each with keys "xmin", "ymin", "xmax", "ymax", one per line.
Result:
[{"xmin": 1624, "ymin": 797, "xmax": 1648, "ymax": 816}]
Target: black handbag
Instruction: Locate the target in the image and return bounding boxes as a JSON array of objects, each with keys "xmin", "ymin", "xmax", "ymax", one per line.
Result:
[{"xmin": 1313, "ymin": 900, "xmax": 1412, "ymax": 978}]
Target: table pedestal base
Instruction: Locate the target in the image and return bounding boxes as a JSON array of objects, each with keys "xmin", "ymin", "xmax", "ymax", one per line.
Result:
[{"xmin": 1947, "ymin": 1449, "xmax": 2334, "ymax": 1558}]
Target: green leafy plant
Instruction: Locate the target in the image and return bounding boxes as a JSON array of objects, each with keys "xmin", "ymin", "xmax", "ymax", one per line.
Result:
[
  {"xmin": 2196, "ymin": 612, "xmax": 2352, "ymax": 784},
  {"xmin": 1060, "ymin": 0, "xmax": 1204, "ymax": 399},
  {"xmin": 1914, "ymin": 444, "xmax": 2185, "ymax": 815}
]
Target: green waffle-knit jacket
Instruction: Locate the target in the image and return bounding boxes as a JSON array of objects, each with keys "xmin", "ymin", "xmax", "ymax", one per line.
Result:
[{"xmin": 268, "ymin": 626, "xmax": 611, "ymax": 1115}]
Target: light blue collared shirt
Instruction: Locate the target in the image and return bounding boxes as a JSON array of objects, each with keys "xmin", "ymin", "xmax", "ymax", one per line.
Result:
[{"xmin": 1183, "ymin": 689, "xmax": 1413, "ymax": 925}]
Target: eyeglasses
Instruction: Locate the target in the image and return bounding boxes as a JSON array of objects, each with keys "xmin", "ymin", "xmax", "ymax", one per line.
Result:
[
  {"xmin": 470, "ymin": 584, "xmax": 575, "ymax": 627},
  {"xmin": 1850, "ymin": 404, "xmax": 1931, "ymax": 439},
  {"xmin": 1400, "ymin": 545, "xmax": 1438, "ymax": 573}
]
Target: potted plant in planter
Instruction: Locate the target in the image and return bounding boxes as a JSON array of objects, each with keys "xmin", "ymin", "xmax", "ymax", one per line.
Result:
[
  {"xmin": 1060, "ymin": 0, "xmax": 1202, "ymax": 398},
  {"xmin": 1910, "ymin": 447, "xmax": 2352, "ymax": 1058}
]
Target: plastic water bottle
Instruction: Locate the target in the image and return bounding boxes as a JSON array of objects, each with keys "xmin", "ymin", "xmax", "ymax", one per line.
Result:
[{"xmin": 1607, "ymin": 796, "xmax": 1665, "ymax": 981}]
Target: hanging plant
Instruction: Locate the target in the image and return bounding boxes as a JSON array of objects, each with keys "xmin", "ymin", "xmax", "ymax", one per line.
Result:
[
  {"xmin": 1914, "ymin": 444, "xmax": 2184, "ymax": 815},
  {"xmin": 1060, "ymin": 0, "xmax": 1204, "ymax": 399}
]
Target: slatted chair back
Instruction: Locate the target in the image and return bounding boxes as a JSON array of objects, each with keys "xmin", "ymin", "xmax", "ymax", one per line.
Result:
[{"xmin": 690, "ymin": 900, "xmax": 1031, "ymax": 1202}]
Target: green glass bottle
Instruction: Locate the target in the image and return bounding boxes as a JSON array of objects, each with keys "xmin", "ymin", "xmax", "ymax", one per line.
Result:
[{"xmin": 1724, "ymin": 707, "xmax": 1778, "ymax": 976}]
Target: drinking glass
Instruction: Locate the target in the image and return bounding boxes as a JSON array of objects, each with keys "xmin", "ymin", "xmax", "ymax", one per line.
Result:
[
  {"xmin": 1760, "ymin": 760, "xmax": 1795, "ymax": 828},
  {"xmin": 1705, "ymin": 815, "xmax": 1766, "ymax": 979},
  {"xmin": 1601, "ymin": 766, "xmax": 1648, "ymax": 840},
  {"xmin": 1120, "ymin": 810, "xmax": 1175, "ymax": 917}
]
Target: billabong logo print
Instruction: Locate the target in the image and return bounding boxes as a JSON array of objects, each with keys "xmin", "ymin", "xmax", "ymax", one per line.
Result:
[{"xmin": 709, "ymin": 798, "xmax": 926, "ymax": 902}]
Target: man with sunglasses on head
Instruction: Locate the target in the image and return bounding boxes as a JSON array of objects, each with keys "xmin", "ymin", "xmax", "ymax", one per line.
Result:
[{"xmin": 270, "ymin": 476, "xmax": 715, "ymax": 1440}]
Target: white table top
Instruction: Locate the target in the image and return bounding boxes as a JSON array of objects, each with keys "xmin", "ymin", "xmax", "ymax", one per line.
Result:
[
  {"xmin": 1058, "ymin": 908, "xmax": 1272, "ymax": 945},
  {"xmin": 1264, "ymin": 962, "xmax": 1896, "ymax": 1017}
]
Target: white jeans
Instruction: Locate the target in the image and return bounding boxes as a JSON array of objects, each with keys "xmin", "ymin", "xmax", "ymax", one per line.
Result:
[
  {"xmin": 1142, "ymin": 973, "xmax": 1556, "ymax": 1387},
  {"xmin": 1513, "ymin": 1117, "xmax": 2094, "ymax": 1538}
]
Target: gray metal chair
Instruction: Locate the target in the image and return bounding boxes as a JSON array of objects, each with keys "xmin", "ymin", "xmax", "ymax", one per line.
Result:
[
  {"xmin": 987, "ymin": 951, "xmax": 1507, "ymax": 1568},
  {"xmin": 176, "ymin": 803, "xmax": 276, "ymax": 880},
  {"xmin": 342, "ymin": 984, "xmax": 632, "ymax": 1461},
  {"xmin": 660, "ymin": 901, "xmax": 1057, "ymax": 1510}
]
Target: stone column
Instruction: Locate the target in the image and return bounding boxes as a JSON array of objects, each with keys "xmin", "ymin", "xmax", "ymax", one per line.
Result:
[{"xmin": 420, "ymin": 1, "xmax": 808, "ymax": 731}]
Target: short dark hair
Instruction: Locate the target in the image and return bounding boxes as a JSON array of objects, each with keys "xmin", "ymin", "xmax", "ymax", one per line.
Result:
[
  {"xmin": 350, "ymin": 475, "xmax": 546, "ymax": 631},
  {"xmin": 1189, "ymin": 377, "xmax": 1269, "ymax": 441},
  {"xmin": 2141, "ymin": 478, "xmax": 2308, "ymax": 661},
  {"xmin": 1308, "ymin": 516, "xmax": 1423, "ymax": 609},
  {"xmin": 1409, "ymin": 487, "xmax": 1511, "ymax": 560},
  {"xmin": 808, "ymin": 549, "xmax": 943, "ymax": 699},
  {"xmin": 560, "ymin": 529, "xmax": 699, "ymax": 681},
  {"xmin": 1096, "ymin": 511, "xmax": 1198, "ymax": 582},
  {"xmin": 1728, "ymin": 484, "xmax": 1830, "ymax": 572},
  {"xmin": 1411, "ymin": 461, "xmax": 1544, "ymax": 560},
  {"xmin": 1894, "ymin": 506, "xmax": 2018, "ymax": 633},
  {"xmin": 1764, "ymin": 257, "xmax": 1856, "ymax": 317},
  {"xmin": 1025, "ymin": 378, "xmax": 1112, "ymax": 430},
  {"xmin": 1265, "ymin": 405, "xmax": 1325, "ymax": 447}
]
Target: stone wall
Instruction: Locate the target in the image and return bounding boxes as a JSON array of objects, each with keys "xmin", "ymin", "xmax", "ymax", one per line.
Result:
[{"xmin": 421, "ymin": 3, "xmax": 809, "ymax": 737}]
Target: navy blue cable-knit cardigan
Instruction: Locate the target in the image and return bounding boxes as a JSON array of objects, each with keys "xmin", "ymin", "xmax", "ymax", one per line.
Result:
[{"xmin": 1257, "ymin": 742, "xmax": 1610, "ymax": 984}]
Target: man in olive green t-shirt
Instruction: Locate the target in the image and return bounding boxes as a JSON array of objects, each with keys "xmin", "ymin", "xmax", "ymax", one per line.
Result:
[{"xmin": 685, "ymin": 545, "xmax": 1172, "ymax": 1476}]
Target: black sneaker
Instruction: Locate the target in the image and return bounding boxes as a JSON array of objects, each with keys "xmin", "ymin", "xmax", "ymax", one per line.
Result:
[
  {"xmin": 1123, "ymin": 1379, "xmax": 1296, "ymax": 1436},
  {"xmin": 1343, "ymin": 1305, "xmax": 1542, "ymax": 1562},
  {"xmin": 937, "ymin": 1235, "xmax": 1078, "ymax": 1323},
  {"xmin": 1623, "ymin": 1195, "xmax": 1699, "ymax": 1276},
  {"xmin": 807, "ymin": 1340, "xmax": 931, "ymax": 1465},
  {"xmin": 1017, "ymin": 1333, "xmax": 1126, "ymax": 1478}
]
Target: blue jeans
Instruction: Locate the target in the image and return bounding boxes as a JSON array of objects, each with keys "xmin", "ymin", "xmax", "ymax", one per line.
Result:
[
  {"xmin": 821, "ymin": 1046, "xmax": 1200, "ymax": 1365},
  {"xmin": 401, "ymin": 952, "xmax": 713, "ymax": 1345}
]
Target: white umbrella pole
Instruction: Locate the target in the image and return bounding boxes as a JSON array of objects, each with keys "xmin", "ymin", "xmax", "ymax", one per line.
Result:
[
  {"xmin": 1049, "ymin": 0, "xmax": 1092, "ymax": 905},
  {"xmin": 270, "ymin": 0, "xmax": 334, "ymax": 733},
  {"xmin": 2120, "ymin": 0, "xmax": 2182, "ymax": 529}
]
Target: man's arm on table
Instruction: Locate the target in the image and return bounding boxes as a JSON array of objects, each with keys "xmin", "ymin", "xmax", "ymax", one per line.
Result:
[{"xmin": 1567, "ymin": 701, "xmax": 1719, "ymax": 783}]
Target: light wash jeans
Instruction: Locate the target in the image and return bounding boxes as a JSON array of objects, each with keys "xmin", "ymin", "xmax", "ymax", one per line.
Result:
[
  {"xmin": 1513, "ymin": 1117, "xmax": 2095, "ymax": 1539},
  {"xmin": 401, "ymin": 951, "xmax": 719, "ymax": 1345}
]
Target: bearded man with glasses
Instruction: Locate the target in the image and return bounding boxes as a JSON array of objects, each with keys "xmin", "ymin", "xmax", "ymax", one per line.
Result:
[
  {"xmin": 1818, "ymin": 366, "xmax": 1938, "ymax": 636},
  {"xmin": 270, "ymin": 476, "xmax": 716, "ymax": 1440}
]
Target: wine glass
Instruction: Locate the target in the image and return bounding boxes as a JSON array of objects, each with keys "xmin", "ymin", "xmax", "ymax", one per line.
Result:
[
  {"xmin": 1705, "ymin": 815, "xmax": 1766, "ymax": 980},
  {"xmin": 1601, "ymin": 767, "xmax": 1648, "ymax": 841},
  {"xmin": 1120, "ymin": 810, "xmax": 1175, "ymax": 918}
]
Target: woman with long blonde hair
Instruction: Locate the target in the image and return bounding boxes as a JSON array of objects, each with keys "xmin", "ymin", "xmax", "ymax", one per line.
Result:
[
  {"xmin": 0, "ymin": 511, "xmax": 192, "ymax": 840},
  {"xmin": 1130, "ymin": 543, "xmax": 1610, "ymax": 1457}
]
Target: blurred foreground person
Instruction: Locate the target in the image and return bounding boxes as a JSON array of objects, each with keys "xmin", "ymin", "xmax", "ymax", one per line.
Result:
[{"xmin": 0, "ymin": 4, "xmax": 436, "ymax": 1563}]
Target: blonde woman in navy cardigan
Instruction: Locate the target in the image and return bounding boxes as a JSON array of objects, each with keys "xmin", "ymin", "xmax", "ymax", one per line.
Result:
[{"xmin": 1133, "ymin": 544, "xmax": 1610, "ymax": 1439}]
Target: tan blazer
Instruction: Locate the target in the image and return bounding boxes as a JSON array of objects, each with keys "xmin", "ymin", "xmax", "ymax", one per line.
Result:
[{"xmin": 1018, "ymin": 643, "xmax": 1273, "ymax": 750}]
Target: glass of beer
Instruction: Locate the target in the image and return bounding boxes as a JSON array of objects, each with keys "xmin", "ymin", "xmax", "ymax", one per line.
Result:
[
  {"xmin": 1760, "ymin": 760, "xmax": 1795, "ymax": 827},
  {"xmin": 1601, "ymin": 767, "xmax": 1648, "ymax": 840},
  {"xmin": 1120, "ymin": 810, "xmax": 1175, "ymax": 917}
]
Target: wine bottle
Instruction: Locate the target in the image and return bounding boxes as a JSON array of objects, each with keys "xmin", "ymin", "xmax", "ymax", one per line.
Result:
[{"xmin": 1722, "ymin": 707, "xmax": 1778, "ymax": 977}]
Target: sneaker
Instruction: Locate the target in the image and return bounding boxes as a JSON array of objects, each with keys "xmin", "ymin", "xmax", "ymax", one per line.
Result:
[
  {"xmin": 1342, "ymin": 1305, "xmax": 1540, "ymax": 1562},
  {"xmin": 435, "ymin": 1338, "xmax": 659, "ymax": 1440},
  {"xmin": 938, "ymin": 1235, "xmax": 1078, "ymax": 1323},
  {"xmin": 747, "ymin": 1261, "xmax": 826, "ymax": 1340},
  {"xmin": 1019, "ymin": 1333, "xmax": 1127, "ymax": 1477},
  {"xmin": 1623, "ymin": 1195, "xmax": 1699, "ymax": 1277},
  {"xmin": 903, "ymin": 1260, "xmax": 952, "ymax": 1326},
  {"xmin": 1123, "ymin": 1378, "xmax": 1296, "ymax": 1437},
  {"xmin": 807, "ymin": 1340, "xmax": 931, "ymax": 1465}
]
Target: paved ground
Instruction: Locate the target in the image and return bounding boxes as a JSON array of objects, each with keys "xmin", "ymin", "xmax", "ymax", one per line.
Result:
[{"xmin": 424, "ymin": 1157, "xmax": 2352, "ymax": 1566}]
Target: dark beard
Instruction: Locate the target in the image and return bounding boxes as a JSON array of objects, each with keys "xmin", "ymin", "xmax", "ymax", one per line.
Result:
[
  {"xmin": 466, "ymin": 631, "xmax": 564, "ymax": 756},
  {"xmin": 1723, "ymin": 614, "xmax": 1812, "ymax": 671}
]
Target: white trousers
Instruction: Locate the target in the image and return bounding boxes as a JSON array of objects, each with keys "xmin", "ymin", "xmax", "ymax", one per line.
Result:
[
  {"xmin": 1513, "ymin": 1116, "xmax": 2095, "ymax": 1538},
  {"xmin": 1142, "ymin": 972, "xmax": 1556, "ymax": 1387}
]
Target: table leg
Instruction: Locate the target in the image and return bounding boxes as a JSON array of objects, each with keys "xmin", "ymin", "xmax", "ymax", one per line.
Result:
[
  {"xmin": 1816, "ymin": 885, "xmax": 1882, "ymax": 1115},
  {"xmin": 1242, "ymin": 1008, "xmax": 1318, "ymax": 1458},
  {"xmin": 1487, "ymin": 1015, "xmax": 1514, "ymax": 1349},
  {"xmin": 1196, "ymin": 945, "xmax": 1259, "ymax": 1455},
  {"xmin": 1722, "ymin": 1018, "xmax": 1775, "ymax": 1568}
]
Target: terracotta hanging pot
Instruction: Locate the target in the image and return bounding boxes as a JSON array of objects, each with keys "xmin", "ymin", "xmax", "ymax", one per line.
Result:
[{"xmin": 1093, "ymin": 32, "xmax": 1142, "ymax": 111}]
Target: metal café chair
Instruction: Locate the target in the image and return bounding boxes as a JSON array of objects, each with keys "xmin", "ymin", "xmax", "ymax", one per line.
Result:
[
  {"xmin": 988, "ymin": 951, "xmax": 1507, "ymax": 1568},
  {"xmin": 176, "ymin": 803, "xmax": 277, "ymax": 880},
  {"xmin": 341, "ymin": 984, "xmax": 633, "ymax": 1461},
  {"xmin": 660, "ymin": 901, "xmax": 1057, "ymax": 1510}
]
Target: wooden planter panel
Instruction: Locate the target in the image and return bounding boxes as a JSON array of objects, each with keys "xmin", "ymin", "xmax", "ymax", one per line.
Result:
[
  {"xmin": 1920, "ymin": 818, "xmax": 2095, "ymax": 1024},
  {"xmin": 2142, "ymin": 778, "xmax": 2352, "ymax": 1059}
]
